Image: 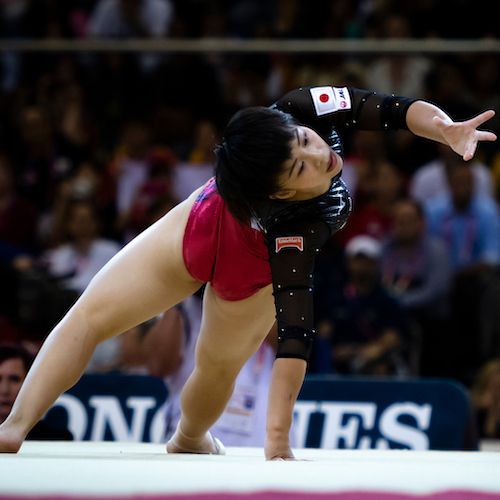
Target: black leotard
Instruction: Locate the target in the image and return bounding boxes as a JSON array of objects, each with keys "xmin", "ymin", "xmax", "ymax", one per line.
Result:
[{"xmin": 257, "ymin": 86, "xmax": 415, "ymax": 361}]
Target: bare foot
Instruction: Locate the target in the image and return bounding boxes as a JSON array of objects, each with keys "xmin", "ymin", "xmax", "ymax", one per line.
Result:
[
  {"xmin": 0, "ymin": 425, "xmax": 24, "ymax": 453},
  {"xmin": 166, "ymin": 428, "xmax": 225, "ymax": 455}
]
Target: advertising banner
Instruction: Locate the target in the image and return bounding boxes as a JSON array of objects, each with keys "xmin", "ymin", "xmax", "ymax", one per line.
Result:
[
  {"xmin": 43, "ymin": 374, "xmax": 472, "ymax": 449},
  {"xmin": 296, "ymin": 375, "xmax": 472, "ymax": 450}
]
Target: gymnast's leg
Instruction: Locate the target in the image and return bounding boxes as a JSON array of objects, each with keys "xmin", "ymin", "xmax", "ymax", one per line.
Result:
[
  {"xmin": 0, "ymin": 190, "xmax": 204, "ymax": 453},
  {"xmin": 167, "ymin": 283, "xmax": 276, "ymax": 453}
]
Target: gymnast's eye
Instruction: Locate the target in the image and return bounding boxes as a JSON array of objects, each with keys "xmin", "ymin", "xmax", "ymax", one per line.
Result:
[
  {"xmin": 304, "ymin": 133, "xmax": 308, "ymax": 146},
  {"xmin": 298, "ymin": 162, "xmax": 305, "ymax": 175}
]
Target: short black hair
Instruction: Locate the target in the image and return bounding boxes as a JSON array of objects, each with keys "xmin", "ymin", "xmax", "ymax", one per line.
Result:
[
  {"xmin": 0, "ymin": 343, "xmax": 33, "ymax": 373},
  {"xmin": 215, "ymin": 106, "xmax": 296, "ymax": 224}
]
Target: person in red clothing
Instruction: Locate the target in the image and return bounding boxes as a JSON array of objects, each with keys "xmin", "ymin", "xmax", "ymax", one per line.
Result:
[
  {"xmin": 0, "ymin": 155, "xmax": 40, "ymax": 344},
  {"xmin": 339, "ymin": 160, "xmax": 404, "ymax": 244},
  {"xmin": 0, "ymin": 155, "xmax": 39, "ymax": 261}
]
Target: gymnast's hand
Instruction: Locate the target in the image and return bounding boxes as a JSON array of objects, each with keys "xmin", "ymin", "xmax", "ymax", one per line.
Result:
[
  {"xmin": 433, "ymin": 109, "xmax": 497, "ymax": 161},
  {"xmin": 265, "ymin": 434, "xmax": 298, "ymax": 461}
]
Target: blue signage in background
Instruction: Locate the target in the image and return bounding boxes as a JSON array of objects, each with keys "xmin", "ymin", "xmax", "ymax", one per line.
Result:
[
  {"xmin": 43, "ymin": 375, "xmax": 168, "ymax": 443},
  {"xmin": 295, "ymin": 375, "xmax": 473, "ymax": 451},
  {"xmin": 42, "ymin": 374, "xmax": 474, "ymax": 450}
]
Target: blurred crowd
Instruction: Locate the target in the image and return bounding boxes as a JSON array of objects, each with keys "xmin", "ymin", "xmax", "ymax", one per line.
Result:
[{"xmin": 1, "ymin": 0, "xmax": 500, "ymax": 442}]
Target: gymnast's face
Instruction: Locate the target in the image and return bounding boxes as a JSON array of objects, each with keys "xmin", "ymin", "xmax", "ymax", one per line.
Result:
[{"xmin": 274, "ymin": 126, "xmax": 343, "ymax": 201}]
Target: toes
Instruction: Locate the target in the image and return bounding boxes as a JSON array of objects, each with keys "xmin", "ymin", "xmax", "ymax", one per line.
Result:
[{"xmin": 212, "ymin": 437, "xmax": 225, "ymax": 455}]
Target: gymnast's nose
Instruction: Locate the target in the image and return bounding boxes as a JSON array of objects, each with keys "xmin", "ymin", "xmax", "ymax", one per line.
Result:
[{"xmin": 306, "ymin": 147, "xmax": 324, "ymax": 168}]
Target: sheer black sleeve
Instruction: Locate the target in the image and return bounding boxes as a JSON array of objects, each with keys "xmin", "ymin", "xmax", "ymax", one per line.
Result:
[
  {"xmin": 259, "ymin": 177, "xmax": 352, "ymax": 362},
  {"xmin": 265, "ymin": 215, "xmax": 331, "ymax": 361},
  {"xmin": 273, "ymin": 86, "xmax": 416, "ymax": 133}
]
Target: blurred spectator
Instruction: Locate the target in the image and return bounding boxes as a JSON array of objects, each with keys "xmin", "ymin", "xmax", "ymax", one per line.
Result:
[
  {"xmin": 41, "ymin": 199, "xmax": 121, "ymax": 295},
  {"xmin": 341, "ymin": 129, "xmax": 387, "ymax": 210},
  {"xmin": 228, "ymin": 0, "xmax": 273, "ymax": 38},
  {"xmin": 382, "ymin": 200, "xmax": 451, "ymax": 309},
  {"xmin": 106, "ymin": 120, "xmax": 176, "ymax": 237},
  {"xmin": 126, "ymin": 150, "xmax": 177, "ymax": 239},
  {"xmin": 366, "ymin": 14, "xmax": 433, "ymax": 99},
  {"xmin": 11, "ymin": 105, "xmax": 87, "ymax": 212},
  {"xmin": 381, "ymin": 199, "xmax": 451, "ymax": 376},
  {"xmin": 40, "ymin": 160, "xmax": 108, "ymax": 248},
  {"xmin": 116, "ymin": 318, "xmax": 157, "ymax": 375},
  {"xmin": 322, "ymin": 0, "xmax": 363, "ymax": 38},
  {"xmin": 471, "ymin": 359, "xmax": 500, "ymax": 439},
  {"xmin": 364, "ymin": 12, "xmax": 437, "ymax": 175},
  {"xmin": 86, "ymin": 319, "xmax": 155, "ymax": 374},
  {"xmin": 340, "ymin": 161, "xmax": 404, "ymax": 244},
  {"xmin": 0, "ymin": 0, "xmax": 29, "ymax": 92},
  {"xmin": 88, "ymin": 0, "xmax": 174, "ymax": 38},
  {"xmin": 171, "ymin": 0, "xmax": 226, "ymax": 38},
  {"xmin": 44, "ymin": 82, "xmax": 90, "ymax": 152},
  {"xmin": 0, "ymin": 342, "xmax": 72, "ymax": 439},
  {"xmin": 424, "ymin": 60, "xmax": 479, "ymax": 123},
  {"xmin": 396, "ymin": 59, "xmax": 482, "ymax": 174},
  {"xmin": 426, "ymin": 163, "xmax": 500, "ymax": 381},
  {"xmin": 224, "ymin": 54, "xmax": 275, "ymax": 111},
  {"xmin": 470, "ymin": 56, "xmax": 500, "ymax": 141},
  {"xmin": 409, "ymin": 145, "xmax": 494, "ymax": 205},
  {"xmin": 67, "ymin": 1, "xmax": 95, "ymax": 38},
  {"xmin": 171, "ymin": 119, "xmax": 218, "ymax": 202},
  {"xmin": 426, "ymin": 163, "xmax": 500, "ymax": 273},
  {"xmin": 146, "ymin": 195, "xmax": 177, "ymax": 226},
  {"xmin": 0, "ymin": 155, "xmax": 39, "ymax": 262},
  {"xmin": 87, "ymin": 0, "xmax": 174, "ymax": 76},
  {"xmin": 25, "ymin": 0, "xmax": 69, "ymax": 38},
  {"xmin": 0, "ymin": 343, "xmax": 31, "ymax": 424},
  {"xmin": 317, "ymin": 235, "xmax": 409, "ymax": 376},
  {"xmin": 0, "ymin": 153, "xmax": 39, "ymax": 344}
]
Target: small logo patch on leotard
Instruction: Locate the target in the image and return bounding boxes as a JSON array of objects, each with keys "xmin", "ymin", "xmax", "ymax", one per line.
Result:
[{"xmin": 276, "ymin": 236, "xmax": 304, "ymax": 253}]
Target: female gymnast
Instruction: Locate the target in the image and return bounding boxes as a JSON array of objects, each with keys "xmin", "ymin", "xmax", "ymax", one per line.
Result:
[{"xmin": 0, "ymin": 86, "xmax": 495, "ymax": 460}]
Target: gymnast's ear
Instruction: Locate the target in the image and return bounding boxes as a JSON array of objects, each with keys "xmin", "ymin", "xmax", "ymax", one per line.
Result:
[{"xmin": 270, "ymin": 189, "xmax": 296, "ymax": 200}]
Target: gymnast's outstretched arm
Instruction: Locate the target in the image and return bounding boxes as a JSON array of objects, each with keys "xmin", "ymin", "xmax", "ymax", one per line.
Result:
[
  {"xmin": 405, "ymin": 101, "xmax": 496, "ymax": 160},
  {"xmin": 275, "ymin": 86, "xmax": 497, "ymax": 159}
]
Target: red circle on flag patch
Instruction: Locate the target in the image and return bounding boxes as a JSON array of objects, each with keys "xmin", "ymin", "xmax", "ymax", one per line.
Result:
[{"xmin": 319, "ymin": 94, "xmax": 329, "ymax": 103}]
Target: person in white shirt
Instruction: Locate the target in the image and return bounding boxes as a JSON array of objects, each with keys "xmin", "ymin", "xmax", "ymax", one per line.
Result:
[
  {"xmin": 43, "ymin": 200, "xmax": 121, "ymax": 295},
  {"xmin": 409, "ymin": 144, "xmax": 494, "ymax": 204}
]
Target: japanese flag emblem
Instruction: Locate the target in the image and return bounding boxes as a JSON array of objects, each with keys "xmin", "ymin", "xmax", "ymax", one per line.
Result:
[{"xmin": 310, "ymin": 86, "xmax": 351, "ymax": 116}]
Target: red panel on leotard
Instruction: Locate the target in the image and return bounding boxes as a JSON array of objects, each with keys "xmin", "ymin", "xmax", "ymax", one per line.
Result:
[{"xmin": 183, "ymin": 178, "xmax": 272, "ymax": 301}]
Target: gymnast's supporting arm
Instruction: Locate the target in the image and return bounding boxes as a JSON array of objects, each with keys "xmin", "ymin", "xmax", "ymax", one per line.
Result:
[{"xmin": 265, "ymin": 357, "xmax": 306, "ymax": 460}]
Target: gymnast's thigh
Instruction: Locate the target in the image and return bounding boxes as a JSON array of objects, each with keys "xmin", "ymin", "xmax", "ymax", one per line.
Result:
[
  {"xmin": 194, "ymin": 283, "xmax": 276, "ymax": 375},
  {"xmin": 73, "ymin": 187, "xmax": 205, "ymax": 342}
]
